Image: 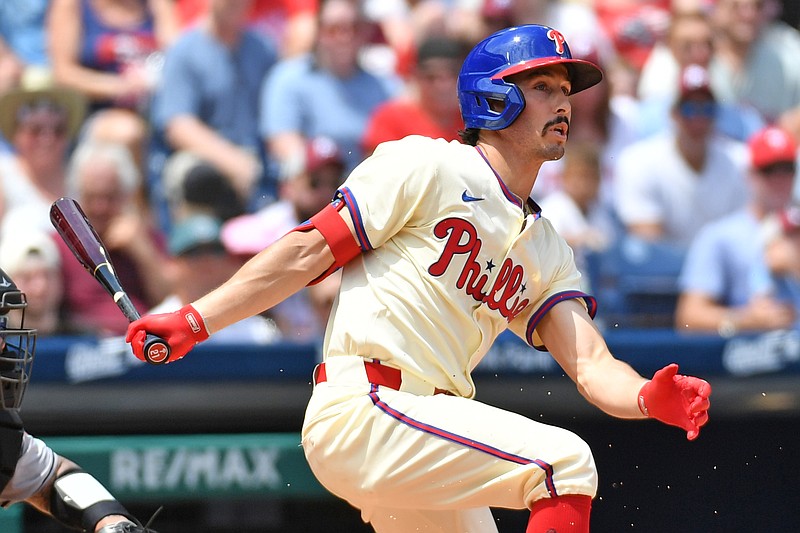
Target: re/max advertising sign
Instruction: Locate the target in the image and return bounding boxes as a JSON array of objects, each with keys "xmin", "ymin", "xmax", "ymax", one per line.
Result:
[{"xmin": 47, "ymin": 433, "xmax": 328, "ymax": 500}]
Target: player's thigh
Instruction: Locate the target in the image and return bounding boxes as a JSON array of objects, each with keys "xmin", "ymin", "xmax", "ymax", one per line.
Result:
[
  {"xmin": 303, "ymin": 388, "xmax": 596, "ymax": 511},
  {"xmin": 368, "ymin": 505, "xmax": 498, "ymax": 533}
]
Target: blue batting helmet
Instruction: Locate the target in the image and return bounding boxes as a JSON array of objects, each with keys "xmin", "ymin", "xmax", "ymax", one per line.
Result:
[{"xmin": 458, "ymin": 25, "xmax": 603, "ymax": 130}]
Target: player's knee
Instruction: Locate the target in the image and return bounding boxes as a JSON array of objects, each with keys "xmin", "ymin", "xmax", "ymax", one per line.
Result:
[
  {"xmin": 562, "ymin": 433, "xmax": 598, "ymax": 495},
  {"xmin": 526, "ymin": 430, "xmax": 597, "ymax": 505}
]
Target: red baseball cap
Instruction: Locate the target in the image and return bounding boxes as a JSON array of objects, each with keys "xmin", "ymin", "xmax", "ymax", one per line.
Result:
[
  {"xmin": 748, "ymin": 126, "xmax": 798, "ymax": 169},
  {"xmin": 279, "ymin": 136, "xmax": 345, "ymax": 181},
  {"xmin": 305, "ymin": 136, "xmax": 344, "ymax": 174}
]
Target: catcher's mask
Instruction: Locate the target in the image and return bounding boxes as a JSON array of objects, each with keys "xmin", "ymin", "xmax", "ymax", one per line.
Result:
[{"xmin": 0, "ymin": 267, "xmax": 36, "ymax": 410}]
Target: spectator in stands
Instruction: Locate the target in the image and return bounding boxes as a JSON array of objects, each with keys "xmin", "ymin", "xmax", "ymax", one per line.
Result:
[
  {"xmin": 175, "ymin": 0, "xmax": 319, "ymax": 58},
  {"xmin": 750, "ymin": 203, "xmax": 800, "ymax": 329},
  {"xmin": 161, "ymin": 151, "xmax": 246, "ymax": 225},
  {"xmin": 357, "ymin": 0, "xmax": 471, "ymax": 81},
  {"xmin": 637, "ymin": 8, "xmax": 764, "ymax": 141},
  {"xmin": 150, "ymin": 0, "xmax": 278, "ymax": 228},
  {"xmin": 710, "ymin": 0, "xmax": 800, "ymax": 126},
  {"xmin": 539, "ymin": 141, "xmax": 615, "ymax": 293},
  {"xmin": 46, "ymin": 0, "xmax": 179, "ymax": 172},
  {"xmin": 149, "ymin": 212, "xmax": 282, "ymax": 344},
  {"xmin": 594, "ymin": 0, "xmax": 671, "ymax": 74},
  {"xmin": 0, "ymin": 229, "xmax": 71, "ymax": 336},
  {"xmin": 261, "ymin": 0, "xmax": 398, "ymax": 175},
  {"xmin": 0, "ymin": 0, "xmax": 50, "ymax": 95},
  {"xmin": 361, "ymin": 36, "xmax": 465, "ymax": 156},
  {"xmin": 614, "ymin": 63, "xmax": 748, "ymax": 251},
  {"xmin": 57, "ymin": 141, "xmax": 171, "ymax": 336},
  {"xmin": 638, "ymin": 8, "xmax": 715, "ymax": 103},
  {"xmin": 357, "ymin": 0, "xmax": 418, "ymax": 80},
  {"xmin": 555, "ymin": 41, "xmax": 640, "ymax": 203},
  {"xmin": 221, "ymin": 136, "xmax": 346, "ymax": 341},
  {"xmin": 675, "ymin": 125, "xmax": 798, "ymax": 337},
  {"xmin": 0, "ymin": 72, "xmax": 86, "ymax": 236}
]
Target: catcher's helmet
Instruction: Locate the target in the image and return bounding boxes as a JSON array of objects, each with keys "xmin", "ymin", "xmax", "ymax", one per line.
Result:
[
  {"xmin": 458, "ymin": 24, "xmax": 603, "ymax": 130},
  {"xmin": 0, "ymin": 267, "xmax": 35, "ymax": 410}
]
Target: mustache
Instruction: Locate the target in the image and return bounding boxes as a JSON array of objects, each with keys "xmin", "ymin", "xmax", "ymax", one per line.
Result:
[{"xmin": 542, "ymin": 116, "xmax": 570, "ymax": 136}]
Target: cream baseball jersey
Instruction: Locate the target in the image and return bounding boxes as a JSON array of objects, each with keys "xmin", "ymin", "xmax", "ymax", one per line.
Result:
[{"xmin": 321, "ymin": 136, "xmax": 596, "ymax": 398}]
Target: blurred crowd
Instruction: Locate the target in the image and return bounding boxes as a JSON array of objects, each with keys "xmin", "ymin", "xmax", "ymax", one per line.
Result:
[{"xmin": 2, "ymin": 0, "xmax": 800, "ymax": 344}]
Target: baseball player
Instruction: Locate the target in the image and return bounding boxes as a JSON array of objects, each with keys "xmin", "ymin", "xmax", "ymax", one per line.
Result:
[
  {"xmin": 127, "ymin": 25, "xmax": 712, "ymax": 533},
  {"xmin": 0, "ymin": 267, "xmax": 159, "ymax": 533}
]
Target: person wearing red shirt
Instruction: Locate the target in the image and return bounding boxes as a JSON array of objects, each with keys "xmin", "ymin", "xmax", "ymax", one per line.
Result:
[{"xmin": 361, "ymin": 36, "xmax": 466, "ymax": 156}]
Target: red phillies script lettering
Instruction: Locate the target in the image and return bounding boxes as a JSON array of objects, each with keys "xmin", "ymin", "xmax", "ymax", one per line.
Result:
[{"xmin": 429, "ymin": 218, "xmax": 529, "ymax": 321}]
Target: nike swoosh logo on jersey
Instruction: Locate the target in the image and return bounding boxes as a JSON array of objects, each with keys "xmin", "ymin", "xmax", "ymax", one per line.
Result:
[{"xmin": 462, "ymin": 190, "xmax": 484, "ymax": 202}]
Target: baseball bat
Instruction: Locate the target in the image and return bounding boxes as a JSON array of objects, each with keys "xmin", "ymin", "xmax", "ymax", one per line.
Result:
[{"xmin": 49, "ymin": 197, "xmax": 171, "ymax": 364}]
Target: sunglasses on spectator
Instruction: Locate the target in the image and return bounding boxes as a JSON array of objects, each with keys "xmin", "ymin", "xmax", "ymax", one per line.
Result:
[
  {"xmin": 678, "ymin": 101, "xmax": 717, "ymax": 118},
  {"xmin": 729, "ymin": 0, "xmax": 764, "ymax": 11},
  {"xmin": 758, "ymin": 162, "xmax": 796, "ymax": 176},
  {"xmin": 17, "ymin": 121, "xmax": 68, "ymax": 138},
  {"xmin": 319, "ymin": 21, "xmax": 361, "ymax": 38}
]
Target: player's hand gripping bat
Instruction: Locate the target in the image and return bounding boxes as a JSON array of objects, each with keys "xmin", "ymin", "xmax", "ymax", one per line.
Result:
[{"xmin": 49, "ymin": 197, "xmax": 171, "ymax": 364}]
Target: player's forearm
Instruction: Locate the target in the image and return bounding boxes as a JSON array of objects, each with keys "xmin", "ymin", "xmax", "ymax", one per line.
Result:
[
  {"xmin": 575, "ymin": 357, "xmax": 649, "ymax": 419},
  {"xmin": 193, "ymin": 229, "xmax": 334, "ymax": 334},
  {"xmin": 539, "ymin": 300, "xmax": 648, "ymax": 419}
]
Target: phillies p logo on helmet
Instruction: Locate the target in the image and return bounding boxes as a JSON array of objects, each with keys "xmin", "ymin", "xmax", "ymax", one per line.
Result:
[{"xmin": 547, "ymin": 29, "xmax": 566, "ymax": 55}]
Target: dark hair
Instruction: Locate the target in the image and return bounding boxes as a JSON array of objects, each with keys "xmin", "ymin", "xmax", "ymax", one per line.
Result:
[
  {"xmin": 458, "ymin": 128, "xmax": 480, "ymax": 146},
  {"xmin": 416, "ymin": 37, "xmax": 467, "ymax": 64}
]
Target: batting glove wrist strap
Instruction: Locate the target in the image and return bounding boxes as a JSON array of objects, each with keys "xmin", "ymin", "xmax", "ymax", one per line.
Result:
[
  {"xmin": 178, "ymin": 304, "xmax": 210, "ymax": 343},
  {"xmin": 638, "ymin": 363, "xmax": 712, "ymax": 441}
]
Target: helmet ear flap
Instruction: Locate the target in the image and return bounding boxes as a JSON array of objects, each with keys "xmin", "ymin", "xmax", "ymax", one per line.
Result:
[{"xmin": 458, "ymin": 76, "xmax": 526, "ymax": 130}]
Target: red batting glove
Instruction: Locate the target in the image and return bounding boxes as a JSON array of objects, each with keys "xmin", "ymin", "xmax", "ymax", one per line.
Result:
[
  {"xmin": 125, "ymin": 304, "xmax": 210, "ymax": 364},
  {"xmin": 638, "ymin": 363, "xmax": 712, "ymax": 441}
]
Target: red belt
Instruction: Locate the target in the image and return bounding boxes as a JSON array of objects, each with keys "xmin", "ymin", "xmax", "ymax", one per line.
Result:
[{"xmin": 313, "ymin": 360, "xmax": 453, "ymax": 395}]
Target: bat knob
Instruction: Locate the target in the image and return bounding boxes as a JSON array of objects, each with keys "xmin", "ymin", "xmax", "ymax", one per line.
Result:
[{"xmin": 143, "ymin": 335, "xmax": 171, "ymax": 364}]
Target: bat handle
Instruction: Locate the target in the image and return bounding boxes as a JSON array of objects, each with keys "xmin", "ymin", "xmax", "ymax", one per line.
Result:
[{"xmin": 143, "ymin": 334, "xmax": 171, "ymax": 365}]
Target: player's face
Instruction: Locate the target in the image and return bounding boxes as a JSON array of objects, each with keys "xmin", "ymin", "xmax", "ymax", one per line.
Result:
[
  {"xmin": 669, "ymin": 17, "xmax": 714, "ymax": 67},
  {"xmin": 751, "ymin": 161, "xmax": 797, "ymax": 212},
  {"xmin": 289, "ymin": 163, "xmax": 344, "ymax": 221},
  {"xmin": 78, "ymin": 160, "xmax": 127, "ymax": 234},
  {"xmin": 674, "ymin": 95, "xmax": 716, "ymax": 141},
  {"xmin": 12, "ymin": 105, "xmax": 70, "ymax": 161},
  {"xmin": 417, "ymin": 57, "xmax": 461, "ymax": 115},
  {"xmin": 505, "ymin": 65, "xmax": 572, "ymax": 162},
  {"xmin": 209, "ymin": 0, "xmax": 253, "ymax": 27},
  {"xmin": 316, "ymin": 0, "xmax": 367, "ymax": 74}
]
